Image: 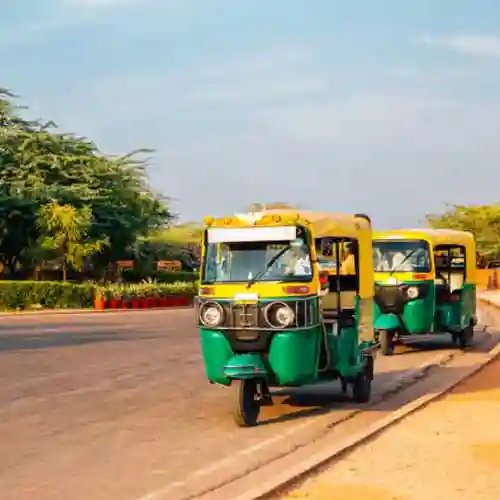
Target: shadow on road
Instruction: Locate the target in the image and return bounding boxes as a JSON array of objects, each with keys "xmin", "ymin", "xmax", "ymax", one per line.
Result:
[
  {"xmin": 381, "ymin": 329, "xmax": 496, "ymax": 357},
  {"xmin": 0, "ymin": 320, "xmax": 140, "ymax": 333},
  {"xmin": 0, "ymin": 330, "xmax": 163, "ymax": 351},
  {"xmin": 258, "ymin": 362, "xmax": 473, "ymax": 426},
  {"xmin": 257, "ymin": 330, "xmax": 496, "ymax": 427}
]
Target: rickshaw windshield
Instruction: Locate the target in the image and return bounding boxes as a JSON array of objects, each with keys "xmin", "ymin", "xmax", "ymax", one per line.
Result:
[
  {"xmin": 202, "ymin": 240, "xmax": 313, "ymax": 283},
  {"xmin": 373, "ymin": 240, "xmax": 431, "ymax": 273}
]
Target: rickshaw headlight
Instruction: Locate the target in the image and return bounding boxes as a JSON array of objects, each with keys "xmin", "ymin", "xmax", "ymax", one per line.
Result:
[
  {"xmin": 200, "ymin": 303, "xmax": 224, "ymax": 327},
  {"xmin": 275, "ymin": 306, "xmax": 295, "ymax": 326},
  {"xmin": 264, "ymin": 302, "xmax": 295, "ymax": 328},
  {"xmin": 407, "ymin": 286, "xmax": 419, "ymax": 299}
]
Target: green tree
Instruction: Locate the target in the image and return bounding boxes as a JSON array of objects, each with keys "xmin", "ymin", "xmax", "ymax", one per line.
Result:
[
  {"xmin": 426, "ymin": 203, "xmax": 500, "ymax": 258},
  {"xmin": 0, "ymin": 88, "xmax": 171, "ymax": 276},
  {"xmin": 136, "ymin": 222, "xmax": 203, "ymax": 272},
  {"xmin": 37, "ymin": 201, "xmax": 108, "ymax": 280}
]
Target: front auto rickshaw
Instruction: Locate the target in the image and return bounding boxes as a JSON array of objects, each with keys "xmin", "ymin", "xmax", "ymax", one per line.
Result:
[
  {"xmin": 197, "ymin": 210, "xmax": 377, "ymax": 426},
  {"xmin": 372, "ymin": 229, "xmax": 477, "ymax": 355}
]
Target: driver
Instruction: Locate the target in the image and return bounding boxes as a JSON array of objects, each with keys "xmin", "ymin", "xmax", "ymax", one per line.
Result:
[
  {"xmin": 340, "ymin": 241, "xmax": 356, "ymax": 274},
  {"xmin": 285, "ymin": 238, "xmax": 311, "ymax": 275},
  {"xmin": 391, "ymin": 250, "xmax": 413, "ymax": 271}
]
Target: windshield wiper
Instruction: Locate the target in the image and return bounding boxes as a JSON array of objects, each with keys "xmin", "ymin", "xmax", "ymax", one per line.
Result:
[
  {"xmin": 246, "ymin": 244, "xmax": 291, "ymax": 289},
  {"xmin": 388, "ymin": 248, "xmax": 418, "ymax": 275}
]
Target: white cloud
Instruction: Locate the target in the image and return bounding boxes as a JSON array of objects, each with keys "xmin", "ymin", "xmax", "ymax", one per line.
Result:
[
  {"xmin": 60, "ymin": 0, "xmax": 143, "ymax": 6},
  {"xmin": 0, "ymin": 16, "xmax": 75, "ymax": 50},
  {"xmin": 196, "ymin": 45, "xmax": 316, "ymax": 79},
  {"xmin": 18, "ymin": 42, "xmax": 500, "ymax": 224},
  {"xmin": 29, "ymin": 44, "xmax": 479, "ymax": 152},
  {"xmin": 34, "ymin": 44, "xmax": 330, "ymax": 131},
  {"xmin": 60, "ymin": 0, "xmax": 185, "ymax": 10},
  {"xmin": 418, "ymin": 34, "xmax": 500, "ymax": 57},
  {"xmin": 250, "ymin": 92, "xmax": 457, "ymax": 146},
  {"xmin": 0, "ymin": 2, "xmax": 106, "ymax": 49}
]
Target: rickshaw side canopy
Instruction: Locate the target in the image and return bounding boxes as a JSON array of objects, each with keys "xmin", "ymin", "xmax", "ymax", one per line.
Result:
[{"xmin": 279, "ymin": 211, "xmax": 373, "ymax": 299}]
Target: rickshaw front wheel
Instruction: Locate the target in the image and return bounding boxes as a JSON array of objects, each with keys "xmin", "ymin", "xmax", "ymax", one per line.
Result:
[
  {"xmin": 378, "ymin": 329, "xmax": 395, "ymax": 356},
  {"xmin": 233, "ymin": 379, "xmax": 260, "ymax": 427}
]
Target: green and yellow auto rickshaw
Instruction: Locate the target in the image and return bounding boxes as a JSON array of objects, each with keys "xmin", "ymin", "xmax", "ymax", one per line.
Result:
[
  {"xmin": 373, "ymin": 229, "xmax": 477, "ymax": 355},
  {"xmin": 197, "ymin": 210, "xmax": 377, "ymax": 426}
]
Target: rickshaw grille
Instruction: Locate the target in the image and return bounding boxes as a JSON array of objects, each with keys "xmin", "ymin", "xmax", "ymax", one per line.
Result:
[
  {"xmin": 197, "ymin": 298, "xmax": 318, "ymax": 331},
  {"xmin": 375, "ymin": 285, "xmax": 405, "ymax": 313},
  {"xmin": 197, "ymin": 297, "xmax": 320, "ymax": 352},
  {"xmin": 231, "ymin": 304, "xmax": 260, "ymax": 329}
]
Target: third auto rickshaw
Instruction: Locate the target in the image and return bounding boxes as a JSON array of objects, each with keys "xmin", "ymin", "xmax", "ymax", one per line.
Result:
[
  {"xmin": 196, "ymin": 210, "xmax": 377, "ymax": 426},
  {"xmin": 372, "ymin": 228, "xmax": 477, "ymax": 355}
]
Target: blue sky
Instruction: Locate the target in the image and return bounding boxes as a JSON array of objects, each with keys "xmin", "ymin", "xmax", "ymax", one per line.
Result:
[{"xmin": 2, "ymin": 0, "xmax": 500, "ymax": 227}]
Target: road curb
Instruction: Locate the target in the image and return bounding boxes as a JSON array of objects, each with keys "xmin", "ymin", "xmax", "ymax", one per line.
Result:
[{"xmin": 233, "ymin": 334, "xmax": 500, "ymax": 500}]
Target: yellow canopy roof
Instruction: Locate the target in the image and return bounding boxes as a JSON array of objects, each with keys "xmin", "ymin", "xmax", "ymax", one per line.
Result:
[
  {"xmin": 257, "ymin": 210, "xmax": 371, "ymax": 238},
  {"xmin": 374, "ymin": 228, "xmax": 475, "ymax": 248}
]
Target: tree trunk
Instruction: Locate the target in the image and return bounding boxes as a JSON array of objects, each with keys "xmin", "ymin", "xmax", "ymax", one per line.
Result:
[{"xmin": 62, "ymin": 259, "xmax": 68, "ymax": 281}]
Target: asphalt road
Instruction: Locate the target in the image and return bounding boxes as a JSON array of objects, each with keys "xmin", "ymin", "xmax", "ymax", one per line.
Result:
[{"xmin": 0, "ymin": 307, "xmax": 495, "ymax": 500}]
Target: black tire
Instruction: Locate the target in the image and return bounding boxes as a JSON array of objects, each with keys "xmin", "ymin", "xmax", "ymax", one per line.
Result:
[
  {"xmin": 458, "ymin": 323, "xmax": 474, "ymax": 350},
  {"xmin": 340, "ymin": 378, "xmax": 348, "ymax": 394},
  {"xmin": 379, "ymin": 329, "xmax": 394, "ymax": 356},
  {"xmin": 352, "ymin": 368, "xmax": 372, "ymax": 403},
  {"xmin": 365, "ymin": 355, "xmax": 375, "ymax": 381},
  {"xmin": 233, "ymin": 379, "xmax": 260, "ymax": 427}
]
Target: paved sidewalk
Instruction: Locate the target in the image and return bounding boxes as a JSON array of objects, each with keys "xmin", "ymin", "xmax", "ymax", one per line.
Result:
[{"xmin": 284, "ymin": 354, "xmax": 500, "ymax": 500}]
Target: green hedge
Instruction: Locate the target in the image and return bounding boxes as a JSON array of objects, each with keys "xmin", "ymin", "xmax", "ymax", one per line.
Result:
[
  {"xmin": 99, "ymin": 282, "xmax": 198, "ymax": 299},
  {"xmin": 0, "ymin": 280, "xmax": 198, "ymax": 311}
]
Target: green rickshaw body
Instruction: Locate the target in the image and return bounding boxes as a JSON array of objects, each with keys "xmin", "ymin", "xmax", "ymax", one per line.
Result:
[
  {"xmin": 200, "ymin": 325, "xmax": 324, "ymax": 386},
  {"xmin": 372, "ymin": 229, "xmax": 477, "ymax": 353},
  {"xmin": 434, "ymin": 282, "xmax": 476, "ymax": 332},
  {"xmin": 373, "ymin": 279, "xmax": 436, "ymax": 334},
  {"xmin": 199, "ymin": 295, "xmax": 367, "ymax": 387}
]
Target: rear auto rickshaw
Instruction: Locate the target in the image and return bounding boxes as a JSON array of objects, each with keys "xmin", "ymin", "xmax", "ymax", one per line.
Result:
[
  {"xmin": 372, "ymin": 229, "xmax": 477, "ymax": 355},
  {"xmin": 197, "ymin": 210, "xmax": 377, "ymax": 426}
]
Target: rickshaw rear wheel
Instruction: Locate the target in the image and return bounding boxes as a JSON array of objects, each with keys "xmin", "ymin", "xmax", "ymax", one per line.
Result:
[
  {"xmin": 352, "ymin": 366, "xmax": 372, "ymax": 403},
  {"xmin": 379, "ymin": 329, "xmax": 394, "ymax": 356},
  {"xmin": 341, "ymin": 378, "xmax": 348, "ymax": 394},
  {"xmin": 233, "ymin": 379, "xmax": 260, "ymax": 427}
]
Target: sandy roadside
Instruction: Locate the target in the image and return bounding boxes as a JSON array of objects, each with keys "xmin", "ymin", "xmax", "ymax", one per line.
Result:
[
  {"xmin": 479, "ymin": 290, "xmax": 500, "ymax": 308},
  {"xmin": 284, "ymin": 353, "xmax": 500, "ymax": 500}
]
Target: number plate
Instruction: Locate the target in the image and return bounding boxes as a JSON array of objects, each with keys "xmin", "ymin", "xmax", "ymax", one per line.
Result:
[{"xmin": 234, "ymin": 292, "xmax": 259, "ymax": 304}]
